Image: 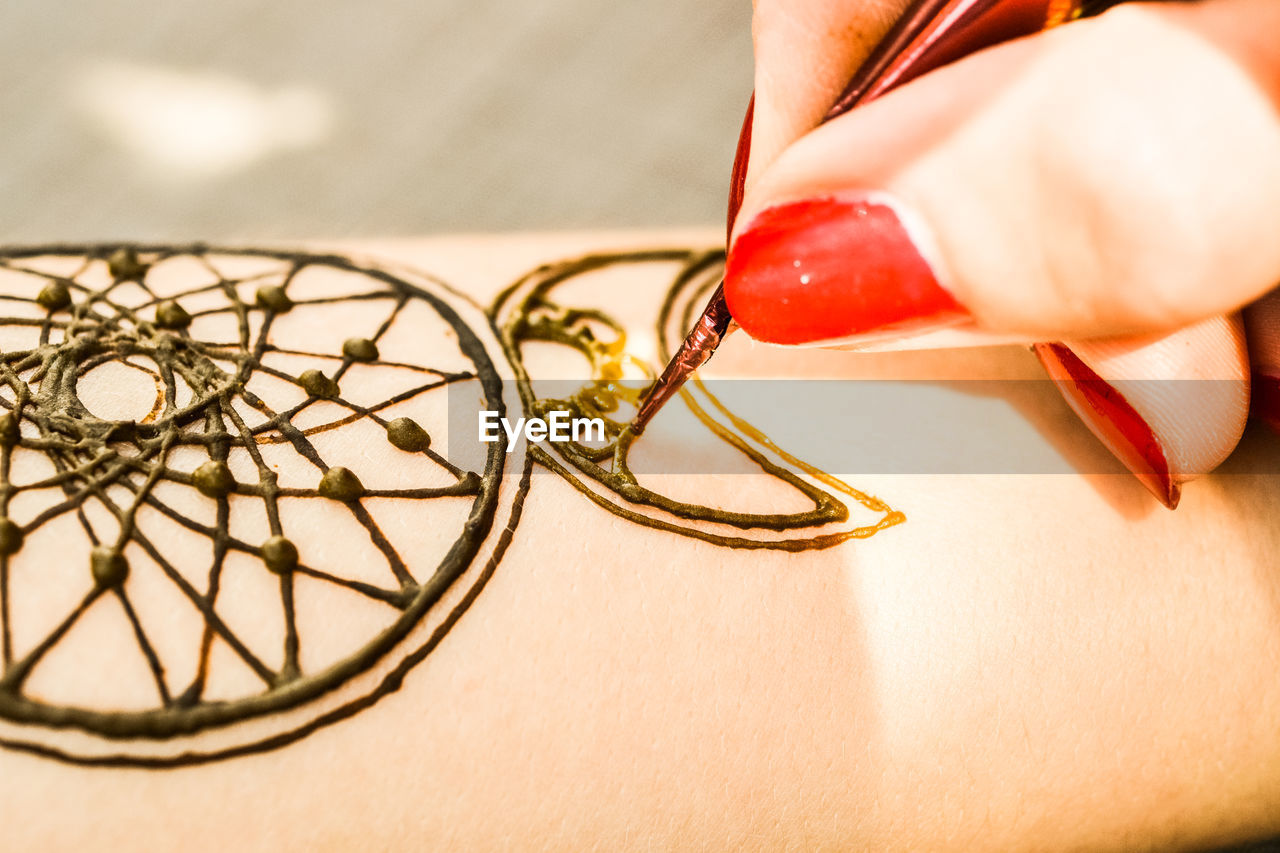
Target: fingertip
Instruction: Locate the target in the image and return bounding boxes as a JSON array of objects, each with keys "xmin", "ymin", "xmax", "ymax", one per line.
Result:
[
  {"xmin": 736, "ymin": 1, "xmax": 1280, "ymax": 343},
  {"xmin": 1038, "ymin": 318, "xmax": 1250, "ymax": 507},
  {"xmin": 1244, "ymin": 289, "xmax": 1280, "ymax": 434},
  {"xmin": 725, "ymin": 193, "xmax": 967, "ymax": 346}
]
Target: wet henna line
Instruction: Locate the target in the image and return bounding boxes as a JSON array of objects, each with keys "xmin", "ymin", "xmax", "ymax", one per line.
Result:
[
  {"xmin": 0, "ymin": 587, "xmax": 104, "ymax": 693},
  {"xmin": 134, "ymin": 270, "xmax": 288, "ymax": 314},
  {"xmin": 291, "ymin": 564, "xmax": 415, "ymax": 608},
  {"xmin": 113, "ymin": 428, "xmax": 179, "ymax": 548},
  {"xmin": 156, "ymin": 349, "xmax": 179, "ymax": 419},
  {"xmin": 347, "ymin": 500, "xmax": 417, "ymax": 589},
  {"xmin": 242, "ymin": 364, "xmax": 473, "ymax": 445},
  {"xmin": 19, "ymin": 450, "xmax": 159, "ymax": 533},
  {"xmin": 279, "ymin": 571, "xmax": 300, "ymax": 682},
  {"xmin": 154, "ymin": 466, "xmax": 480, "ymax": 500},
  {"xmin": 221, "ymin": 281, "xmax": 294, "ymax": 536},
  {"xmin": 531, "ymin": 447, "xmax": 890, "ymax": 550},
  {"xmin": 246, "ymin": 344, "xmax": 456, "ymax": 377},
  {"xmin": 220, "ymin": 396, "xmax": 286, "ymax": 535},
  {"xmin": 17, "ymin": 449, "xmax": 123, "ymax": 491},
  {"xmin": 0, "ymin": 556, "xmax": 8, "ymax": 669},
  {"xmin": 114, "ymin": 586, "xmax": 173, "ymax": 707},
  {"xmin": 183, "ymin": 405, "xmax": 233, "ymax": 706},
  {"xmin": 0, "ymin": 383, "xmax": 17, "ymax": 668},
  {"xmin": 332, "ymin": 293, "xmax": 406, "ymax": 383},
  {"xmin": 219, "ymin": 272, "xmax": 252, "ymax": 352},
  {"xmin": 184, "ymin": 290, "xmax": 398, "ymax": 321}
]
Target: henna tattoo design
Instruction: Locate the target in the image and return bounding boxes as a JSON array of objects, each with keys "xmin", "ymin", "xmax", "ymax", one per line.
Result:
[{"xmin": 0, "ymin": 242, "xmax": 899, "ymax": 767}]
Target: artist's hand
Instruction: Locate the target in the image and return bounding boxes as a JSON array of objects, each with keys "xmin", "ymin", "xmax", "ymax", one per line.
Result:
[{"xmin": 725, "ymin": 0, "xmax": 1280, "ymax": 507}]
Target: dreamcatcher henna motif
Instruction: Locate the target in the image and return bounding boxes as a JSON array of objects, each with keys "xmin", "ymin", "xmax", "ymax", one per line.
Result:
[
  {"xmin": 0, "ymin": 245, "xmax": 519, "ymax": 765},
  {"xmin": 0, "ymin": 243, "xmax": 898, "ymax": 767}
]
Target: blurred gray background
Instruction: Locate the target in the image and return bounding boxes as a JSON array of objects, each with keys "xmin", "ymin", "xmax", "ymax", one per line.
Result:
[{"xmin": 0, "ymin": 0, "xmax": 752, "ymax": 242}]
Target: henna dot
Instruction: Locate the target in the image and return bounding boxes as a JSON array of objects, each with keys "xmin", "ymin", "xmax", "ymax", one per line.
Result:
[
  {"xmin": 386, "ymin": 417, "xmax": 430, "ymax": 452},
  {"xmin": 36, "ymin": 281, "xmax": 71, "ymax": 312},
  {"xmin": 0, "ymin": 413, "xmax": 20, "ymax": 446},
  {"xmin": 299, "ymin": 369, "xmax": 339, "ymax": 399},
  {"xmin": 91, "ymin": 546, "xmax": 129, "ymax": 588},
  {"xmin": 0, "ymin": 519, "xmax": 23, "ymax": 555},
  {"xmin": 318, "ymin": 466, "xmax": 364, "ymax": 502},
  {"xmin": 342, "ymin": 337, "xmax": 379, "ymax": 362},
  {"xmin": 255, "ymin": 285, "xmax": 293, "ymax": 313},
  {"xmin": 107, "ymin": 247, "xmax": 148, "ymax": 282},
  {"xmin": 260, "ymin": 536, "xmax": 298, "ymax": 575},
  {"xmin": 192, "ymin": 460, "xmax": 236, "ymax": 498},
  {"xmin": 154, "ymin": 300, "xmax": 192, "ymax": 329}
]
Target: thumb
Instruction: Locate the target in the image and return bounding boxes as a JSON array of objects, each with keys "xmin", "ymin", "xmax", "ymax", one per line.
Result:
[{"xmin": 723, "ymin": 0, "xmax": 1280, "ymax": 347}]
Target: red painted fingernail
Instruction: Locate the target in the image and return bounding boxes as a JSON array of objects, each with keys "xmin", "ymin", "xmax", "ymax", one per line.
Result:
[
  {"xmin": 1253, "ymin": 373, "xmax": 1280, "ymax": 435},
  {"xmin": 1036, "ymin": 343, "xmax": 1181, "ymax": 509},
  {"xmin": 724, "ymin": 194, "xmax": 967, "ymax": 346},
  {"xmin": 726, "ymin": 93, "xmax": 754, "ymax": 242}
]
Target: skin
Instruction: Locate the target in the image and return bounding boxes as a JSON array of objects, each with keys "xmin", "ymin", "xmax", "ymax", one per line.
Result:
[
  {"xmin": 0, "ymin": 232, "xmax": 1278, "ymax": 851},
  {"xmin": 737, "ymin": 0, "xmax": 1280, "ymax": 493}
]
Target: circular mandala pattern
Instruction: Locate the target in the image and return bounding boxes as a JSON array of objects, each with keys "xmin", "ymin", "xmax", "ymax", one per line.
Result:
[{"xmin": 0, "ymin": 245, "xmax": 521, "ymax": 765}]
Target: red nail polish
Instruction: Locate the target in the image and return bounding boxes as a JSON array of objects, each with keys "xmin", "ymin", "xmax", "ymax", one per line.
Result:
[
  {"xmin": 726, "ymin": 93, "xmax": 754, "ymax": 243},
  {"xmin": 724, "ymin": 194, "xmax": 967, "ymax": 345},
  {"xmin": 1036, "ymin": 343, "xmax": 1181, "ymax": 509},
  {"xmin": 1253, "ymin": 373, "xmax": 1280, "ymax": 435}
]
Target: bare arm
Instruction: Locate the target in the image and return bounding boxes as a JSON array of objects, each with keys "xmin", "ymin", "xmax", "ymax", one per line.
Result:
[{"xmin": 0, "ymin": 232, "xmax": 1277, "ymax": 852}]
